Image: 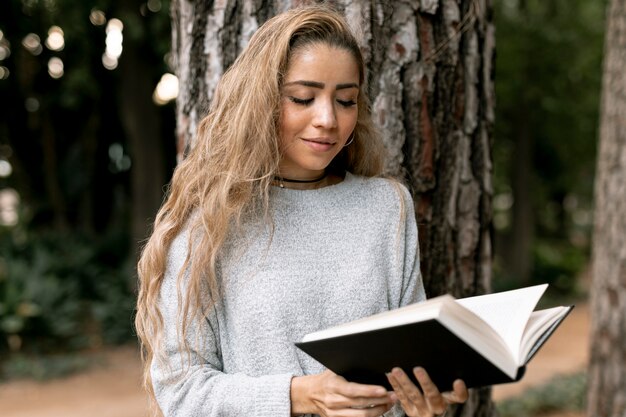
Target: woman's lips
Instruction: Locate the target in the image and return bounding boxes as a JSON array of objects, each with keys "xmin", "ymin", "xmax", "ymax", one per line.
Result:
[{"xmin": 301, "ymin": 137, "xmax": 336, "ymax": 152}]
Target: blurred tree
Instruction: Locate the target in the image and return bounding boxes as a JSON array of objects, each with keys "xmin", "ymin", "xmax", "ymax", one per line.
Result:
[
  {"xmin": 115, "ymin": 0, "xmax": 172, "ymax": 254},
  {"xmin": 171, "ymin": 0, "xmax": 496, "ymax": 415},
  {"xmin": 0, "ymin": 0, "xmax": 175, "ymax": 253},
  {"xmin": 0, "ymin": 0, "xmax": 176, "ymax": 351},
  {"xmin": 493, "ymin": 0, "xmax": 605, "ymax": 291},
  {"xmin": 587, "ymin": 0, "xmax": 626, "ymax": 414}
]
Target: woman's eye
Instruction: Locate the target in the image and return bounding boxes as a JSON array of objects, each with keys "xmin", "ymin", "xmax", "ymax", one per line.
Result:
[
  {"xmin": 289, "ymin": 96, "xmax": 314, "ymax": 105},
  {"xmin": 337, "ymin": 99, "xmax": 357, "ymax": 107}
]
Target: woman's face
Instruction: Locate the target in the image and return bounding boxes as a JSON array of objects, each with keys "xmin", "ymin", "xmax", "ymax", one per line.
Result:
[{"xmin": 278, "ymin": 43, "xmax": 360, "ymax": 180}]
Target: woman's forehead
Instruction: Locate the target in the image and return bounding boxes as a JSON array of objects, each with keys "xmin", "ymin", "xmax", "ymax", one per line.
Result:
[{"xmin": 284, "ymin": 44, "xmax": 360, "ymax": 86}]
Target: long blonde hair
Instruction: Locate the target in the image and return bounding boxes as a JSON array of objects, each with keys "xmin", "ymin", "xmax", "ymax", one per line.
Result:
[{"xmin": 135, "ymin": 4, "xmax": 386, "ymax": 401}]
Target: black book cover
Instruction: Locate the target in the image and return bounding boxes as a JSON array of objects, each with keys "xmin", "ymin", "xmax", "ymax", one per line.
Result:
[{"xmin": 296, "ymin": 318, "xmax": 525, "ymax": 392}]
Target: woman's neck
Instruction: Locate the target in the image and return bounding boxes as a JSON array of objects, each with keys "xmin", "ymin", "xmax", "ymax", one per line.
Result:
[{"xmin": 272, "ymin": 171, "xmax": 344, "ymax": 190}]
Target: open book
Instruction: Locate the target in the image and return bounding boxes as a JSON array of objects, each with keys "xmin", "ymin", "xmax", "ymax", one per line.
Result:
[{"xmin": 295, "ymin": 284, "xmax": 573, "ymax": 391}]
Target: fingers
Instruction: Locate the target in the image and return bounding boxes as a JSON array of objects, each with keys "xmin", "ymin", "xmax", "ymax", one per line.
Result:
[
  {"xmin": 387, "ymin": 367, "xmax": 460, "ymax": 416},
  {"xmin": 313, "ymin": 371, "xmax": 394, "ymax": 416},
  {"xmin": 442, "ymin": 379, "xmax": 469, "ymax": 404},
  {"xmin": 344, "ymin": 402, "xmax": 394, "ymax": 417},
  {"xmin": 413, "ymin": 367, "xmax": 447, "ymax": 413},
  {"xmin": 387, "ymin": 368, "xmax": 426, "ymax": 416},
  {"xmin": 314, "ymin": 369, "xmax": 467, "ymax": 417},
  {"xmin": 335, "ymin": 378, "xmax": 388, "ymax": 399}
]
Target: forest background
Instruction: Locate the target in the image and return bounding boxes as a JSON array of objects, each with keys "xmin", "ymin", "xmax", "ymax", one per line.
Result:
[{"xmin": 0, "ymin": 0, "xmax": 610, "ymax": 415}]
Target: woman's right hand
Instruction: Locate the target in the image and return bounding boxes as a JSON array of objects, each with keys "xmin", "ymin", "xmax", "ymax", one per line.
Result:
[{"xmin": 291, "ymin": 370, "xmax": 396, "ymax": 417}]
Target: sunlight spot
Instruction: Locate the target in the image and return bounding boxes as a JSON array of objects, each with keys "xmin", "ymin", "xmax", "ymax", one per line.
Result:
[
  {"xmin": 0, "ymin": 160, "xmax": 12, "ymax": 178},
  {"xmin": 43, "ymin": 0, "xmax": 57, "ymax": 12},
  {"xmin": 108, "ymin": 143, "xmax": 131, "ymax": 173},
  {"xmin": 45, "ymin": 26, "xmax": 64, "ymax": 51},
  {"xmin": 103, "ymin": 18, "xmax": 123, "ymax": 70},
  {"xmin": 25, "ymin": 97, "xmax": 39, "ymax": 112},
  {"xmin": 153, "ymin": 73, "xmax": 179, "ymax": 105},
  {"xmin": 0, "ymin": 188, "xmax": 19, "ymax": 227},
  {"xmin": 106, "ymin": 30, "xmax": 123, "ymax": 58},
  {"xmin": 108, "ymin": 143, "xmax": 123, "ymax": 161},
  {"xmin": 102, "ymin": 53, "xmax": 118, "ymax": 70},
  {"xmin": 0, "ymin": 46, "xmax": 9, "ymax": 61},
  {"xmin": 90, "ymin": 9, "xmax": 106, "ymax": 26},
  {"xmin": 147, "ymin": 0, "xmax": 162, "ymax": 12},
  {"xmin": 22, "ymin": 33, "xmax": 42, "ymax": 55},
  {"xmin": 107, "ymin": 18, "xmax": 124, "ymax": 33},
  {"xmin": 48, "ymin": 57, "xmax": 64, "ymax": 79},
  {"xmin": 494, "ymin": 193, "xmax": 514, "ymax": 211}
]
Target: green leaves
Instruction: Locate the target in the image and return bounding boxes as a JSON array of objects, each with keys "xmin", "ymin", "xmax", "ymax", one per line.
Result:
[
  {"xmin": 493, "ymin": 0, "xmax": 606, "ymax": 289},
  {"xmin": 0, "ymin": 228, "xmax": 135, "ymax": 353}
]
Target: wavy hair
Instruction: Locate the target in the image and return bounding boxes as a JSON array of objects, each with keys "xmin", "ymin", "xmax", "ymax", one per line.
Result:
[{"xmin": 135, "ymin": 4, "xmax": 386, "ymax": 404}]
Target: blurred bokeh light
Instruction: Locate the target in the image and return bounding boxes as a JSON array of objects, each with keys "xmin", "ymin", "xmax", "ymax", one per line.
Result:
[
  {"xmin": 90, "ymin": 8, "xmax": 107, "ymax": 26},
  {"xmin": 153, "ymin": 73, "xmax": 179, "ymax": 105},
  {"xmin": 47, "ymin": 56, "xmax": 64, "ymax": 78},
  {"xmin": 45, "ymin": 26, "xmax": 64, "ymax": 51},
  {"xmin": 22, "ymin": 32, "xmax": 42, "ymax": 55},
  {"xmin": 103, "ymin": 18, "xmax": 123, "ymax": 70}
]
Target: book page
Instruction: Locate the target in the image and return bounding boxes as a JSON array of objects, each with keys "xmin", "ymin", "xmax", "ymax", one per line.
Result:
[
  {"xmin": 301, "ymin": 295, "xmax": 453, "ymax": 342},
  {"xmin": 455, "ymin": 284, "xmax": 548, "ymax": 361},
  {"xmin": 520, "ymin": 306, "xmax": 572, "ymax": 362}
]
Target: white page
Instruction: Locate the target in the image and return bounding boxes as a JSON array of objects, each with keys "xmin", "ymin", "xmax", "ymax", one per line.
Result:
[
  {"xmin": 519, "ymin": 306, "xmax": 570, "ymax": 361},
  {"xmin": 455, "ymin": 284, "xmax": 548, "ymax": 361},
  {"xmin": 301, "ymin": 295, "xmax": 453, "ymax": 342}
]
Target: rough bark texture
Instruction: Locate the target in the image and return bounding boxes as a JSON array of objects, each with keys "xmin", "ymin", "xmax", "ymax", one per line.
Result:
[
  {"xmin": 171, "ymin": 1, "xmax": 496, "ymax": 415},
  {"xmin": 587, "ymin": 0, "xmax": 626, "ymax": 415}
]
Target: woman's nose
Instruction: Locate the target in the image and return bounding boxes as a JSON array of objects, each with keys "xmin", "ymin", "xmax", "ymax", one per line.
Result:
[{"xmin": 312, "ymin": 100, "xmax": 337, "ymax": 129}]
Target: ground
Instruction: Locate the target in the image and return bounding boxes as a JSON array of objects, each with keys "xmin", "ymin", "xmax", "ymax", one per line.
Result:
[{"xmin": 0, "ymin": 303, "xmax": 589, "ymax": 417}]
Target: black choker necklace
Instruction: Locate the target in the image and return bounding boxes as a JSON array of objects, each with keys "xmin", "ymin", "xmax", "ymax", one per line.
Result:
[{"xmin": 274, "ymin": 172, "xmax": 328, "ymax": 188}]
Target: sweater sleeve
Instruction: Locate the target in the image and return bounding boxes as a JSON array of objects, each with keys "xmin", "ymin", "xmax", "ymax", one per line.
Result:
[
  {"xmin": 150, "ymin": 233, "xmax": 294, "ymax": 417},
  {"xmin": 397, "ymin": 183, "xmax": 426, "ymax": 307}
]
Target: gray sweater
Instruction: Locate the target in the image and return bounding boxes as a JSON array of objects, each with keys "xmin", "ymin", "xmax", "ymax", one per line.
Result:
[{"xmin": 152, "ymin": 172, "xmax": 426, "ymax": 417}]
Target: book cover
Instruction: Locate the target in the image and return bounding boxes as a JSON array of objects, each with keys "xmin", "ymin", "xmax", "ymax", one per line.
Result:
[{"xmin": 295, "ymin": 293, "xmax": 573, "ymax": 391}]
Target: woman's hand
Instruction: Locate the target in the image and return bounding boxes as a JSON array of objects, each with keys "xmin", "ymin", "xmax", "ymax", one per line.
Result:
[
  {"xmin": 291, "ymin": 370, "xmax": 395, "ymax": 417},
  {"xmin": 386, "ymin": 367, "xmax": 468, "ymax": 417}
]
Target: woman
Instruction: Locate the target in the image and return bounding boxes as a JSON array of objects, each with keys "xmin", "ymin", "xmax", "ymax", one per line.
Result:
[{"xmin": 135, "ymin": 5, "xmax": 468, "ymax": 417}]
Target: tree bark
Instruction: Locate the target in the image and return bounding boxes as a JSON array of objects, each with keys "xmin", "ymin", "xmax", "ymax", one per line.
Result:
[
  {"xmin": 171, "ymin": 1, "xmax": 496, "ymax": 415},
  {"xmin": 587, "ymin": 0, "xmax": 626, "ymax": 415}
]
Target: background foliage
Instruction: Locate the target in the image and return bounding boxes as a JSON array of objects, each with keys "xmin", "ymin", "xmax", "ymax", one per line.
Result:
[
  {"xmin": 492, "ymin": 0, "xmax": 605, "ymax": 294},
  {"xmin": 0, "ymin": 0, "xmax": 175, "ymax": 364},
  {"xmin": 0, "ymin": 0, "xmax": 607, "ymax": 374}
]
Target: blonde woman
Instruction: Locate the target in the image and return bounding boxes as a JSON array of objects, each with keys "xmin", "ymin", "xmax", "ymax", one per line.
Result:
[{"xmin": 135, "ymin": 5, "xmax": 467, "ymax": 417}]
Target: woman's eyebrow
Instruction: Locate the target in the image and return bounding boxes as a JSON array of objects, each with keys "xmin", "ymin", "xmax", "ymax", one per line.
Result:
[{"xmin": 283, "ymin": 80, "xmax": 359, "ymax": 90}]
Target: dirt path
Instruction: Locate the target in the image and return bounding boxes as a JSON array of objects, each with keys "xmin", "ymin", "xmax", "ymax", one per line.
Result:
[
  {"xmin": 0, "ymin": 303, "xmax": 590, "ymax": 417},
  {"xmin": 0, "ymin": 347, "xmax": 151, "ymax": 417}
]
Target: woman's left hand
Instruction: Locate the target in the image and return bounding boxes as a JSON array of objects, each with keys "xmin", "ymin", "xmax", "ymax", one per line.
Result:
[{"xmin": 386, "ymin": 367, "xmax": 468, "ymax": 417}]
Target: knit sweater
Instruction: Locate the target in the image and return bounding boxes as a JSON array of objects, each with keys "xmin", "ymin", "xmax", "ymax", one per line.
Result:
[{"xmin": 152, "ymin": 172, "xmax": 426, "ymax": 417}]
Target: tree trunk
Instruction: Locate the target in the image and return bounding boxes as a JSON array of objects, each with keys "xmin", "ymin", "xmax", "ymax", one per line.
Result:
[
  {"xmin": 587, "ymin": 0, "xmax": 626, "ymax": 415},
  {"xmin": 171, "ymin": 1, "xmax": 496, "ymax": 415},
  {"xmin": 510, "ymin": 107, "xmax": 533, "ymax": 285},
  {"xmin": 117, "ymin": 0, "xmax": 167, "ymax": 256}
]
